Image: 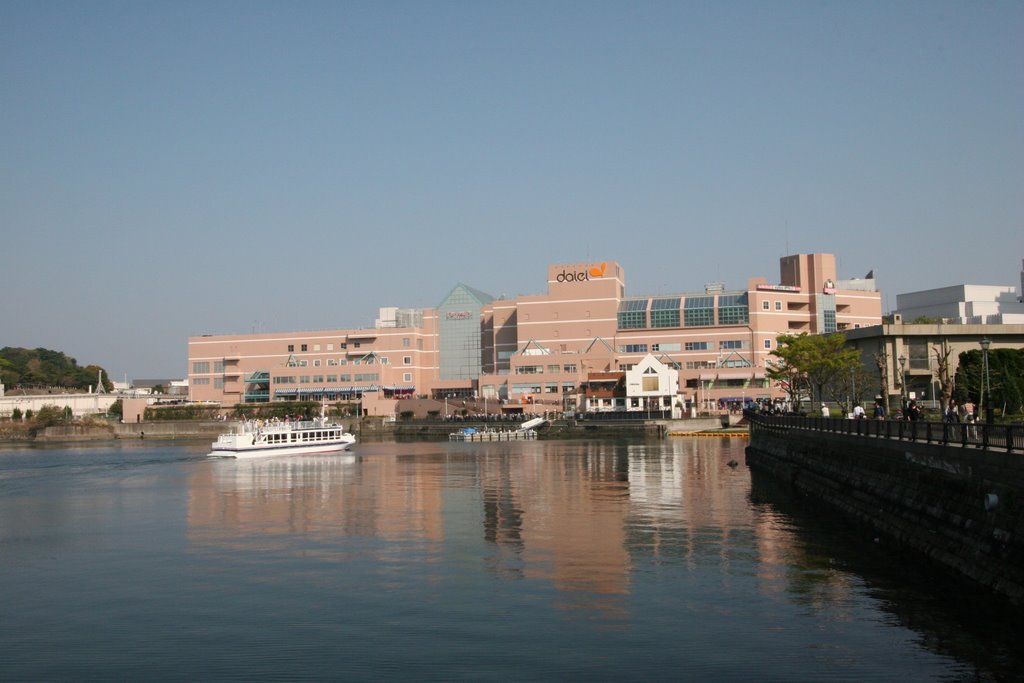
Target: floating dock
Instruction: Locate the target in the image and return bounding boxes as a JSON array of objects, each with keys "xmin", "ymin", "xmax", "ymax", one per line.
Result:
[{"xmin": 449, "ymin": 428, "xmax": 537, "ymax": 442}]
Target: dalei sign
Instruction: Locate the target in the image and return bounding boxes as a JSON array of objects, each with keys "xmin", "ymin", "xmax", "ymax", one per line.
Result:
[{"xmin": 555, "ymin": 262, "xmax": 608, "ymax": 283}]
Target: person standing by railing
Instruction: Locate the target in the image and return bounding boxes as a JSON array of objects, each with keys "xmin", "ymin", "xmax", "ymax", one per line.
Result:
[{"xmin": 963, "ymin": 399, "xmax": 977, "ymax": 439}]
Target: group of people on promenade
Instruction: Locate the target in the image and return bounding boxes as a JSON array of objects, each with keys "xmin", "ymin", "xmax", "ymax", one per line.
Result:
[{"xmin": 857, "ymin": 398, "xmax": 977, "ymax": 423}]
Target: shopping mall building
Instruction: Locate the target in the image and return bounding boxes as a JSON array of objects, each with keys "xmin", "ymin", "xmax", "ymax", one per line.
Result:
[{"xmin": 187, "ymin": 253, "xmax": 882, "ymax": 414}]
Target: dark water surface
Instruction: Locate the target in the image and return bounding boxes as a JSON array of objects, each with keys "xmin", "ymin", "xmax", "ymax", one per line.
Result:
[{"xmin": 1, "ymin": 438, "xmax": 1020, "ymax": 681}]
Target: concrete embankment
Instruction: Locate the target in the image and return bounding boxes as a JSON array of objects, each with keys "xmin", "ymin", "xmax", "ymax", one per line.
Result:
[
  {"xmin": 27, "ymin": 421, "xmax": 230, "ymax": 443},
  {"xmin": 9, "ymin": 416, "xmax": 739, "ymax": 444},
  {"xmin": 373, "ymin": 417, "xmax": 731, "ymax": 441},
  {"xmin": 746, "ymin": 424, "xmax": 1024, "ymax": 606}
]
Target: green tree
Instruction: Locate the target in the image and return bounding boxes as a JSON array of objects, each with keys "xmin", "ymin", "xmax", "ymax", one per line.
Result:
[
  {"xmin": 771, "ymin": 333, "xmax": 862, "ymax": 411},
  {"xmin": 0, "ymin": 347, "xmax": 112, "ymax": 391},
  {"xmin": 33, "ymin": 405, "xmax": 65, "ymax": 429},
  {"xmin": 953, "ymin": 348, "xmax": 1024, "ymax": 419}
]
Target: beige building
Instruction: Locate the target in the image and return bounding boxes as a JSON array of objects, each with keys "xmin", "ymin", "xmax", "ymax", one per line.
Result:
[
  {"xmin": 188, "ymin": 253, "xmax": 882, "ymax": 415},
  {"xmin": 845, "ymin": 320, "xmax": 1024, "ymax": 408}
]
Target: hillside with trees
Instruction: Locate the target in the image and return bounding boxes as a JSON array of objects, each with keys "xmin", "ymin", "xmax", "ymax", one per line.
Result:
[{"xmin": 0, "ymin": 347, "xmax": 112, "ymax": 392}]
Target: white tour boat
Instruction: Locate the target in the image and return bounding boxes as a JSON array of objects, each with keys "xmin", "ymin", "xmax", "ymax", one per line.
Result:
[{"xmin": 209, "ymin": 408, "xmax": 356, "ymax": 458}]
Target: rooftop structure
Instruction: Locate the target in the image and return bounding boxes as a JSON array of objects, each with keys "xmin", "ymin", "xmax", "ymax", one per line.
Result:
[{"xmin": 894, "ymin": 259, "xmax": 1024, "ymax": 325}]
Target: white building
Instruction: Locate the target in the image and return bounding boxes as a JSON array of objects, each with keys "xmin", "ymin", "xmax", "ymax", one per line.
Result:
[
  {"xmin": 895, "ymin": 259, "xmax": 1024, "ymax": 324},
  {"xmin": 625, "ymin": 354, "xmax": 681, "ymax": 417}
]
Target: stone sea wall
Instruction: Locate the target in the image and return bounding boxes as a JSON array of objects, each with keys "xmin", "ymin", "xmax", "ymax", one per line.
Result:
[{"xmin": 746, "ymin": 424, "xmax": 1024, "ymax": 605}]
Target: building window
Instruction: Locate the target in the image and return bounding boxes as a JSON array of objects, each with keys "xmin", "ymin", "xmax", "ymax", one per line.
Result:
[
  {"xmin": 300, "ymin": 376, "xmax": 310, "ymax": 383},
  {"xmin": 823, "ymin": 310, "xmax": 837, "ymax": 334},
  {"xmin": 684, "ymin": 296, "xmax": 715, "ymax": 327},
  {"xmin": 650, "ymin": 298, "xmax": 681, "ymax": 328},
  {"xmin": 403, "ymin": 337, "xmax": 411, "ymax": 347},
  {"xmin": 192, "ymin": 362, "xmax": 210, "ymax": 374},
  {"xmin": 213, "ymin": 361, "xmax": 225, "ymax": 373},
  {"xmin": 287, "ymin": 345, "xmax": 294, "ymax": 352},
  {"xmin": 775, "ymin": 301, "xmax": 782, "ymax": 311},
  {"xmin": 327, "ymin": 344, "xmax": 334, "ymax": 351},
  {"xmin": 909, "ymin": 340, "xmax": 929, "ymax": 370},
  {"xmin": 718, "ymin": 294, "xmax": 750, "ymax": 325},
  {"xmin": 764, "ymin": 339, "xmax": 772, "ymax": 349},
  {"xmin": 762, "ymin": 300, "xmax": 770, "ymax": 310},
  {"xmin": 403, "ymin": 356, "xmax": 412, "ymax": 365},
  {"xmin": 193, "ymin": 377, "xmax": 210, "ymax": 385},
  {"xmin": 340, "ymin": 343, "xmax": 347, "ymax": 349},
  {"xmin": 821, "ymin": 293, "xmax": 837, "ymax": 333},
  {"xmin": 618, "ymin": 299, "xmax": 648, "ymax": 329},
  {"xmin": 619, "ymin": 344, "xmax": 648, "ymax": 353},
  {"xmin": 563, "ymin": 364, "xmax": 577, "ymax": 373},
  {"xmin": 516, "ymin": 365, "xmax": 542, "ymax": 374},
  {"xmin": 313, "ymin": 344, "xmax": 321, "ymax": 351},
  {"xmin": 720, "ymin": 340, "xmax": 747, "ymax": 350},
  {"xmin": 314, "ymin": 359, "xmax": 321, "ymax": 367},
  {"xmin": 327, "ymin": 375, "xmax": 337, "ymax": 382},
  {"xmin": 652, "ymin": 343, "xmax": 680, "ymax": 352},
  {"xmin": 547, "ymin": 365, "xmax": 560, "ymax": 373},
  {"xmin": 403, "ymin": 373, "xmax": 412, "ymax": 382},
  {"xmin": 684, "ymin": 341, "xmax": 709, "ymax": 351},
  {"xmin": 301, "ymin": 344, "xmax": 308, "ymax": 352}
]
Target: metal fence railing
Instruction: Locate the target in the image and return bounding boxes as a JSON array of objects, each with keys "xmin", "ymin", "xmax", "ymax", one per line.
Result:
[{"xmin": 745, "ymin": 411, "xmax": 1024, "ymax": 454}]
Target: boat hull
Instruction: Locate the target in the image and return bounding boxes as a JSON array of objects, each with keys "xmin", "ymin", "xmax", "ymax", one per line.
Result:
[{"xmin": 209, "ymin": 439, "xmax": 355, "ymax": 458}]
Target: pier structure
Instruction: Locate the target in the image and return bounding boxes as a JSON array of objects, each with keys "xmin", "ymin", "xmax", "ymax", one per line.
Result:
[{"xmin": 746, "ymin": 412, "xmax": 1024, "ymax": 605}]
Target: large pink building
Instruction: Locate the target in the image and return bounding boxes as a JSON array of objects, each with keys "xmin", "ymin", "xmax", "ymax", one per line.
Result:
[{"xmin": 188, "ymin": 253, "xmax": 881, "ymax": 413}]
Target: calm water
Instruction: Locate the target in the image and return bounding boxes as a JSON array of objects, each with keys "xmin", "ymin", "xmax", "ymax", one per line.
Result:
[{"xmin": 0, "ymin": 437, "xmax": 1020, "ymax": 681}]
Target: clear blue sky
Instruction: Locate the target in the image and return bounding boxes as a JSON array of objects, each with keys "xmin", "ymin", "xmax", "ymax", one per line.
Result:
[{"xmin": 2, "ymin": 1, "xmax": 1022, "ymax": 380}]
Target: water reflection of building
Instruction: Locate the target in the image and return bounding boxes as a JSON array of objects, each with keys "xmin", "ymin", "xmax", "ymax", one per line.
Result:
[
  {"xmin": 186, "ymin": 440, "xmax": 858, "ymax": 618},
  {"xmin": 187, "ymin": 453, "xmax": 447, "ymax": 546}
]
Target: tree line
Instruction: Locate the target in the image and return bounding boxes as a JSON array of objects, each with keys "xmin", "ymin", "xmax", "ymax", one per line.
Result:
[
  {"xmin": 766, "ymin": 333, "xmax": 1023, "ymax": 420},
  {"xmin": 0, "ymin": 347, "xmax": 112, "ymax": 392}
]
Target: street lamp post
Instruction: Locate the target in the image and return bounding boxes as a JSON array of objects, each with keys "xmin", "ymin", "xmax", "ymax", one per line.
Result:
[
  {"xmin": 980, "ymin": 338, "xmax": 993, "ymax": 425},
  {"xmin": 898, "ymin": 354, "xmax": 907, "ymax": 416}
]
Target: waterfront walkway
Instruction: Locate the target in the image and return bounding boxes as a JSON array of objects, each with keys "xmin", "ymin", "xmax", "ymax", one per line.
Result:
[{"xmin": 749, "ymin": 413, "xmax": 1023, "ymax": 454}]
